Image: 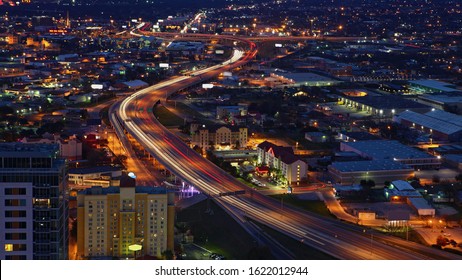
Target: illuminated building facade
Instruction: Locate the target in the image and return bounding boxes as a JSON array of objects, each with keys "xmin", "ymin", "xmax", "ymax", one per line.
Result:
[{"xmin": 77, "ymin": 186, "xmax": 174, "ymax": 259}]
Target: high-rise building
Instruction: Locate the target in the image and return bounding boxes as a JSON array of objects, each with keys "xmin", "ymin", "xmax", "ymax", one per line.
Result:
[
  {"xmin": 77, "ymin": 186, "xmax": 174, "ymax": 259},
  {"xmin": 0, "ymin": 143, "xmax": 68, "ymax": 260}
]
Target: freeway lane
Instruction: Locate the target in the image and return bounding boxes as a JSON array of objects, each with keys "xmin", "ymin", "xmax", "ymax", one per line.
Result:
[{"xmin": 113, "ymin": 40, "xmax": 461, "ymax": 260}]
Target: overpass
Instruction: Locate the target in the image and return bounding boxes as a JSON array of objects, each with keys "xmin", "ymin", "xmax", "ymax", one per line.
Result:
[{"xmin": 111, "ymin": 32, "xmax": 460, "ymax": 260}]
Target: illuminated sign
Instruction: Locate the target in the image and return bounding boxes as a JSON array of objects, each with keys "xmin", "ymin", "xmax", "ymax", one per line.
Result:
[
  {"xmin": 159, "ymin": 63, "xmax": 169, "ymax": 68},
  {"xmin": 91, "ymin": 84, "xmax": 103, "ymax": 90},
  {"xmin": 202, "ymin": 83, "xmax": 214, "ymax": 89}
]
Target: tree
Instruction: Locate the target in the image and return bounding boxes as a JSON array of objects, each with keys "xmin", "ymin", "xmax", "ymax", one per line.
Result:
[
  {"xmin": 161, "ymin": 250, "xmax": 174, "ymax": 260},
  {"xmin": 432, "ymin": 174, "xmax": 441, "ymax": 184},
  {"xmin": 436, "ymin": 235, "xmax": 449, "ymax": 247}
]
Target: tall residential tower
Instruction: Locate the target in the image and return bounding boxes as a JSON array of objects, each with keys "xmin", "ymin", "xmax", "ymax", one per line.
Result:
[{"xmin": 0, "ymin": 143, "xmax": 68, "ymax": 260}]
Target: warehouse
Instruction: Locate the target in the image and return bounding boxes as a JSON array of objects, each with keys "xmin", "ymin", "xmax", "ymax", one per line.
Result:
[
  {"xmin": 394, "ymin": 110, "xmax": 462, "ymax": 142},
  {"xmin": 339, "ymin": 95, "xmax": 430, "ymax": 117},
  {"xmin": 340, "ymin": 140, "xmax": 440, "ymax": 169},
  {"xmin": 328, "ymin": 160, "xmax": 414, "ymax": 185}
]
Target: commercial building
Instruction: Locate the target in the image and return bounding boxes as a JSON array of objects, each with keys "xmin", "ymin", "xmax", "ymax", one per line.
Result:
[
  {"xmin": 216, "ymin": 105, "xmax": 247, "ymax": 120},
  {"xmin": 77, "ymin": 186, "xmax": 175, "ymax": 259},
  {"xmin": 444, "ymin": 154, "xmax": 462, "ymax": 171},
  {"xmin": 409, "ymin": 80, "xmax": 460, "ymax": 94},
  {"xmin": 338, "ymin": 95, "xmax": 430, "ymax": 117},
  {"xmin": 418, "ymin": 94, "xmax": 462, "ymax": 113},
  {"xmin": 384, "ymin": 180, "xmax": 435, "ymax": 217},
  {"xmin": 68, "ymin": 166, "xmax": 122, "ymax": 189},
  {"xmin": 21, "ymin": 134, "xmax": 83, "ymax": 161},
  {"xmin": 0, "ymin": 143, "xmax": 68, "ymax": 260},
  {"xmin": 337, "ymin": 131, "xmax": 380, "ymax": 142},
  {"xmin": 191, "ymin": 125, "xmax": 248, "ymax": 151},
  {"xmin": 268, "ymin": 72, "xmax": 340, "ymax": 87},
  {"xmin": 394, "ymin": 109, "xmax": 462, "ymax": 142},
  {"xmin": 340, "ymin": 140, "xmax": 440, "ymax": 169},
  {"xmin": 257, "ymin": 141, "xmax": 307, "ymax": 185},
  {"xmin": 328, "ymin": 160, "xmax": 414, "ymax": 185}
]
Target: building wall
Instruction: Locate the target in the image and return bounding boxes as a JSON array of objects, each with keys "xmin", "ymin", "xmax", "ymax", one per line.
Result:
[
  {"xmin": 257, "ymin": 147, "xmax": 307, "ymax": 184},
  {"xmin": 0, "ymin": 183, "xmax": 34, "ymax": 260},
  {"xmin": 328, "ymin": 166, "xmax": 414, "ymax": 185},
  {"xmin": 77, "ymin": 188, "xmax": 173, "ymax": 259},
  {"xmin": 60, "ymin": 139, "xmax": 82, "ymax": 160},
  {"xmin": 192, "ymin": 127, "xmax": 248, "ymax": 151}
]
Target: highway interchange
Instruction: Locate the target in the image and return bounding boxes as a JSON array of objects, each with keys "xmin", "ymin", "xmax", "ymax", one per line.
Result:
[{"xmin": 110, "ymin": 31, "xmax": 462, "ymax": 260}]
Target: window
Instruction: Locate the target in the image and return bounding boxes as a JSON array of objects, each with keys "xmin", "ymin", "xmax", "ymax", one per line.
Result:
[
  {"xmin": 4, "ymin": 244, "xmax": 13, "ymax": 252},
  {"xmin": 5, "ymin": 233, "xmax": 27, "ymax": 240},
  {"xmin": 5, "ymin": 210, "xmax": 26, "ymax": 218},
  {"xmin": 5, "ymin": 199, "xmax": 27, "ymax": 207},
  {"xmin": 4, "ymin": 188, "xmax": 26, "ymax": 195},
  {"xmin": 5, "ymin": 222, "xmax": 27, "ymax": 229}
]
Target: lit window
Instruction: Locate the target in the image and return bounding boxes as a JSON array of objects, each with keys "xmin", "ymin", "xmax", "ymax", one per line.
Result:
[{"xmin": 5, "ymin": 244, "xmax": 13, "ymax": 252}]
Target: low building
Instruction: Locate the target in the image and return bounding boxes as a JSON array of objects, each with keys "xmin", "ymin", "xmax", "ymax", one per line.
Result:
[
  {"xmin": 394, "ymin": 109, "xmax": 462, "ymax": 142},
  {"xmin": 77, "ymin": 186, "xmax": 175, "ymax": 259},
  {"xmin": 257, "ymin": 141, "xmax": 308, "ymax": 185},
  {"xmin": 68, "ymin": 166, "xmax": 122, "ymax": 189},
  {"xmin": 384, "ymin": 180, "xmax": 435, "ymax": 217},
  {"xmin": 340, "ymin": 140, "xmax": 440, "ymax": 170},
  {"xmin": 216, "ymin": 105, "xmax": 247, "ymax": 120},
  {"xmin": 339, "ymin": 95, "xmax": 430, "ymax": 117},
  {"xmin": 268, "ymin": 72, "xmax": 339, "ymax": 87},
  {"xmin": 337, "ymin": 131, "xmax": 381, "ymax": 142},
  {"xmin": 191, "ymin": 125, "xmax": 248, "ymax": 152},
  {"xmin": 408, "ymin": 197, "xmax": 435, "ymax": 217},
  {"xmin": 21, "ymin": 134, "xmax": 82, "ymax": 160},
  {"xmin": 305, "ymin": 132, "xmax": 328, "ymax": 143},
  {"xmin": 418, "ymin": 94, "xmax": 462, "ymax": 113},
  {"xmin": 328, "ymin": 160, "xmax": 414, "ymax": 185},
  {"xmin": 122, "ymin": 80, "xmax": 149, "ymax": 90},
  {"xmin": 409, "ymin": 79, "xmax": 460, "ymax": 94},
  {"xmin": 444, "ymin": 154, "xmax": 462, "ymax": 171}
]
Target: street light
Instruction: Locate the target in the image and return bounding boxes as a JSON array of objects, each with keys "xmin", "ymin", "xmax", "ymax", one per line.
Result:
[{"xmin": 128, "ymin": 244, "xmax": 142, "ymax": 259}]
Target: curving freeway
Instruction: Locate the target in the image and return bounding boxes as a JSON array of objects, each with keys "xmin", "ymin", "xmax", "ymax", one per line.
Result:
[{"xmin": 111, "ymin": 35, "xmax": 461, "ymax": 260}]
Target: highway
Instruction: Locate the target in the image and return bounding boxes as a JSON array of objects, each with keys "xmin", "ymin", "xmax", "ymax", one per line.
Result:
[{"xmin": 112, "ymin": 34, "xmax": 461, "ymax": 260}]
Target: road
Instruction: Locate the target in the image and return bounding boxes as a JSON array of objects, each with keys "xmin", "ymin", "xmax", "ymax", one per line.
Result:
[{"xmin": 113, "ymin": 34, "xmax": 461, "ymax": 260}]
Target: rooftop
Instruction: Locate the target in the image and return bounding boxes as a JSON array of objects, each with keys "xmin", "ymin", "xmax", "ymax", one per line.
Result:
[
  {"xmin": 0, "ymin": 143, "xmax": 59, "ymax": 158},
  {"xmin": 330, "ymin": 160, "xmax": 413, "ymax": 172},
  {"xmin": 258, "ymin": 141, "xmax": 301, "ymax": 164},
  {"xmin": 396, "ymin": 110, "xmax": 462, "ymax": 135},
  {"xmin": 342, "ymin": 95, "xmax": 430, "ymax": 110},
  {"xmin": 391, "ymin": 180, "xmax": 415, "ymax": 191},
  {"xmin": 79, "ymin": 186, "xmax": 168, "ymax": 196},
  {"xmin": 425, "ymin": 110, "xmax": 462, "ymax": 127},
  {"xmin": 68, "ymin": 165, "xmax": 121, "ymax": 175},
  {"xmin": 410, "ymin": 80, "xmax": 459, "ymax": 92},
  {"xmin": 342, "ymin": 140, "xmax": 436, "ymax": 160},
  {"xmin": 408, "ymin": 197, "xmax": 434, "ymax": 210},
  {"xmin": 420, "ymin": 94, "xmax": 462, "ymax": 104},
  {"xmin": 339, "ymin": 131, "xmax": 381, "ymax": 141}
]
